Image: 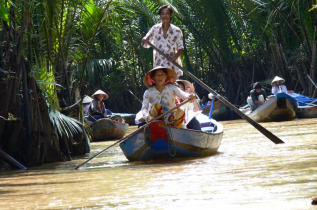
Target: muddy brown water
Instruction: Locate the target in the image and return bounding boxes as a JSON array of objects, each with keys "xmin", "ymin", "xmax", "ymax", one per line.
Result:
[{"xmin": 1, "ymin": 118, "xmax": 317, "ymax": 209}]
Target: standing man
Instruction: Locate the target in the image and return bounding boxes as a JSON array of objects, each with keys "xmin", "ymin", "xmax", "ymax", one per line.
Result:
[{"xmin": 142, "ymin": 5, "xmax": 184, "ymax": 78}]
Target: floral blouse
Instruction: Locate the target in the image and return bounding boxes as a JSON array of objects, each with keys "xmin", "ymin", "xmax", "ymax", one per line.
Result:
[
  {"xmin": 143, "ymin": 23, "xmax": 184, "ymax": 77},
  {"xmin": 141, "ymin": 84, "xmax": 190, "ymax": 120}
]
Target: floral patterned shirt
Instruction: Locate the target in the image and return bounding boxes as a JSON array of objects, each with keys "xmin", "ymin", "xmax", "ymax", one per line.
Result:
[
  {"xmin": 143, "ymin": 23, "xmax": 184, "ymax": 77},
  {"xmin": 141, "ymin": 84, "xmax": 190, "ymax": 119}
]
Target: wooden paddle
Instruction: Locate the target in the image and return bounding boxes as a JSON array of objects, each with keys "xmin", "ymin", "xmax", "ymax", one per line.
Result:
[
  {"xmin": 0, "ymin": 148, "xmax": 27, "ymax": 170},
  {"xmin": 75, "ymin": 98, "xmax": 193, "ymax": 169},
  {"xmin": 127, "ymin": 89, "xmax": 143, "ymax": 104},
  {"xmin": 148, "ymin": 42, "xmax": 284, "ymax": 144},
  {"xmin": 307, "ymin": 74, "xmax": 317, "ymax": 98}
]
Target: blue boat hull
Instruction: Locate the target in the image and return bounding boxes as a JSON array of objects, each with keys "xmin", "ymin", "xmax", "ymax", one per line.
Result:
[
  {"xmin": 288, "ymin": 93, "xmax": 317, "ymax": 118},
  {"xmin": 119, "ymin": 120, "xmax": 223, "ymax": 161}
]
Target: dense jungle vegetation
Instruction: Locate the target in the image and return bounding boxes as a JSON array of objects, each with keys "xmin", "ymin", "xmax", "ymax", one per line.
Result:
[{"xmin": 0, "ymin": 0, "xmax": 316, "ymax": 167}]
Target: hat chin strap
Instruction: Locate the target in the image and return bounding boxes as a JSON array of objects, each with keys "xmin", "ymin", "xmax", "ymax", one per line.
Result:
[
  {"xmin": 147, "ymin": 74, "xmax": 156, "ymax": 86},
  {"xmin": 147, "ymin": 75, "xmax": 175, "ymax": 86},
  {"xmin": 165, "ymin": 78, "xmax": 175, "ymax": 85}
]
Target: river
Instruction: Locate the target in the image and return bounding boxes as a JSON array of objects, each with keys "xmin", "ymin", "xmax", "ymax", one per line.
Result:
[{"xmin": 1, "ymin": 118, "xmax": 317, "ymax": 209}]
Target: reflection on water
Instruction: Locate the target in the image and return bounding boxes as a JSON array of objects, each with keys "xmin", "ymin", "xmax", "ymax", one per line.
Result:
[{"xmin": 1, "ymin": 118, "xmax": 317, "ymax": 209}]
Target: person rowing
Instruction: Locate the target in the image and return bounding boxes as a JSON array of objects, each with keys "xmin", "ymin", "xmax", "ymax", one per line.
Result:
[
  {"xmin": 142, "ymin": 5, "xmax": 184, "ymax": 78},
  {"xmin": 141, "ymin": 66, "xmax": 196, "ymax": 128}
]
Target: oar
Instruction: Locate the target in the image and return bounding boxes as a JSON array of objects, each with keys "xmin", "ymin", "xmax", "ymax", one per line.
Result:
[
  {"xmin": 0, "ymin": 148, "xmax": 27, "ymax": 170},
  {"xmin": 307, "ymin": 74, "xmax": 317, "ymax": 89},
  {"xmin": 127, "ymin": 89, "xmax": 143, "ymax": 104},
  {"xmin": 148, "ymin": 42, "xmax": 284, "ymax": 144},
  {"xmin": 75, "ymin": 98, "xmax": 193, "ymax": 169},
  {"xmin": 307, "ymin": 74, "xmax": 317, "ymax": 98}
]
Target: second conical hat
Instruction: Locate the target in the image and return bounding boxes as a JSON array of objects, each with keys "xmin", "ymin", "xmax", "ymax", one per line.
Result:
[{"xmin": 271, "ymin": 76, "xmax": 285, "ymax": 85}]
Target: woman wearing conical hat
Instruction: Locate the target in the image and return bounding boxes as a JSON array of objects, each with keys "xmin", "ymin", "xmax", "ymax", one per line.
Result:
[
  {"xmin": 271, "ymin": 76, "xmax": 288, "ymax": 96},
  {"xmin": 88, "ymin": 90, "xmax": 109, "ymax": 122},
  {"xmin": 141, "ymin": 66, "xmax": 195, "ymax": 128}
]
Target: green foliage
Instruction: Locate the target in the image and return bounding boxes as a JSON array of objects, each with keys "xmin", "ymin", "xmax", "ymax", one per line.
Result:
[
  {"xmin": 33, "ymin": 58, "xmax": 61, "ymax": 110},
  {"xmin": 3, "ymin": 0, "xmax": 317, "ymax": 112},
  {"xmin": 0, "ymin": 0, "xmax": 10, "ymax": 25},
  {"xmin": 49, "ymin": 108, "xmax": 83, "ymax": 140}
]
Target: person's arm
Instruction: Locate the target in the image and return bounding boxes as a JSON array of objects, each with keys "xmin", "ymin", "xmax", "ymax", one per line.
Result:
[
  {"xmin": 254, "ymin": 100, "xmax": 264, "ymax": 105},
  {"xmin": 262, "ymin": 89, "xmax": 267, "ymax": 100},
  {"xmin": 272, "ymin": 86, "xmax": 278, "ymax": 95},
  {"xmin": 250, "ymin": 90, "xmax": 257, "ymax": 102},
  {"xmin": 168, "ymin": 49, "xmax": 184, "ymax": 62},
  {"xmin": 141, "ymin": 90, "xmax": 152, "ymax": 122},
  {"xmin": 174, "ymin": 86, "xmax": 190, "ymax": 99},
  {"xmin": 142, "ymin": 26, "xmax": 155, "ymax": 48},
  {"xmin": 251, "ymin": 91, "xmax": 264, "ymax": 105},
  {"xmin": 168, "ymin": 28, "xmax": 184, "ymax": 62},
  {"xmin": 88, "ymin": 100, "xmax": 98, "ymax": 115},
  {"xmin": 174, "ymin": 86, "xmax": 196, "ymax": 103}
]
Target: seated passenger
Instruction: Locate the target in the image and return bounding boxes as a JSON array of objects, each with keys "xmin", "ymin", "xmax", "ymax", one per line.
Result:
[
  {"xmin": 88, "ymin": 90, "xmax": 123, "ymax": 123},
  {"xmin": 271, "ymin": 76, "xmax": 288, "ymax": 95},
  {"xmin": 88, "ymin": 90, "xmax": 109, "ymax": 122},
  {"xmin": 176, "ymin": 80, "xmax": 201, "ymax": 130},
  {"xmin": 141, "ymin": 66, "xmax": 195, "ymax": 128},
  {"xmin": 176, "ymin": 80, "xmax": 201, "ymax": 112},
  {"xmin": 247, "ymin": 82, "xmax": 267, "ymax": 111}
]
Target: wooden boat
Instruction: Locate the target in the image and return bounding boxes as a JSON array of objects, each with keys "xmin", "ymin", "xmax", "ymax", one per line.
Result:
[
  {"xmin": 240, "ymin": 92, "xmax": 297, "ymax": 122},
  {"xmin": 201, "ymin": 100, "xmax": 230, "ymax": 120},
  {"xmin": 90, "ymin": 118, "xmax": 129, "ymax": 141},
  {"xmin": 287, "ymin": 93, "xmax": 317, "ymax": 118},
  {"xmin": 106, "ymin": 109, "xmax": 136, "ymax": 125},
  {"xmin": 119, "ymin": 119, "xmax": 223, "ymax": 161},
  {"xmin": 296, "ymin": 105, "xmax": 317, "ymax": 118}
]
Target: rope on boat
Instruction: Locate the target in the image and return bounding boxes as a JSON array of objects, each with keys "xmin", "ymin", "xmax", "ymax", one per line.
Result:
[{"xmin": 165, "ymin": 121, "xmax": 177, "ymax": 157}]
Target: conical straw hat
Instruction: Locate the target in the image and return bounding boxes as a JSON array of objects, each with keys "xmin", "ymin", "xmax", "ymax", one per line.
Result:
[
  {"xmin": 143, "ymin": 66, "xmax": 177, "ymax": 88},
  {"xmin": 271, "ymin": 76, "xmax": 285, "ymax": 85},
  {"xmin": 176, "ymin": 79, "xmax": 195, "ymax": 93},
  {"xmin": 82, "ymin": 95, "xmax": 93, "ymax": 104},
  {"xmin": 91, "ymin": 90, "xmax": 109, "ymax": 100}
]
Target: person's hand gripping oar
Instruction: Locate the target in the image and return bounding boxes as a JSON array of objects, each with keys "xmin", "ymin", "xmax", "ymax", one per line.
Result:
[
  {"xmin": 147, "ymin": 42, "xmax": 284, "ymax": 144},
  {"xmin": 75, "ymin": 97, "xmax": 194, "ymax": 169}
]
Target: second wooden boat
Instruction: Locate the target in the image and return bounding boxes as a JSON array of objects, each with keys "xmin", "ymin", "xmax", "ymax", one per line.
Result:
[
  {"xmin": 201, "ymin": 100, "xmax": 230, "ymax": 120},
  {"xmin": 119, "ymin": 120, "xmax": 223, "ymax": 161},
  {"xmin": 106, "ymin": 109, "xmax": 136, "ymax": 125},
  {"xmin": 240, "ymin": 92, "xmax": 297, "ymax": 122},
  {"xmin": 296, "ymin": 105, "xmax": 317, "ymax": 118},
  {"xmin": 90, "ymin": 118, "xmax": 129, "ymax": 141},
  {"xmin": 287, "ymin": 93, "xmax": 317, "ymax": 119}
]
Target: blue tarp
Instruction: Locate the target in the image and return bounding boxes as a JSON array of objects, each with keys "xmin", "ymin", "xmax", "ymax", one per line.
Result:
[{"xmin": 288, "ymin": 93, "xmax": 317, "ymax": 107}]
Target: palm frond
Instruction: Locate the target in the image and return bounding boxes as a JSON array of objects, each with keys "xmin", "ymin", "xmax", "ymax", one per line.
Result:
[{"xmin": 49, "ymin": 108, "xmax": 83, "ymax": 140}]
